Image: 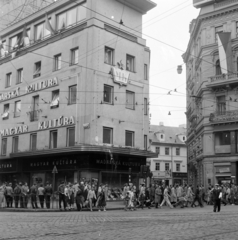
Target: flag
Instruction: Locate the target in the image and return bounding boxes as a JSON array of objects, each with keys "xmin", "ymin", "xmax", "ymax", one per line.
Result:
[
  {"xmin": 21, "ymin": 25, "xmax": 30, "ymax": 46},
  {"xmin": 217, "ymin": 32, "xmax": 232, "ymax": 75},
  {"xmin": 45, "ymin": 14, "xmax": 56, "ymax": 34}
]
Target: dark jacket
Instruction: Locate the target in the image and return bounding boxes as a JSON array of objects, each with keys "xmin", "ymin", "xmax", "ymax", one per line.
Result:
[
  {"xmin": 45, "ymin": 186, "xmax": 53, "ymax": 196},
  {"xmin": 212, "ymin": 189, "xmax": 221, "ymax": 200}
]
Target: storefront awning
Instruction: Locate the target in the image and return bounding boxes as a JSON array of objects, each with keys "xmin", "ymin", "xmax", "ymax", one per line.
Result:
[{"xmin": 10, "ymin": 144, "xmax": 157, "ymax": 158}]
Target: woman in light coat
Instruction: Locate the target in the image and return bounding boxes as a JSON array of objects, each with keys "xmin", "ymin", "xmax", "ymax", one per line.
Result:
[
  {"xmin": 154, "ymin": 185, "xmax": 162, "ymax": 208},
  {"xmin": 170, "ymin": 185, "xmax": 177, "ymax": 204}
]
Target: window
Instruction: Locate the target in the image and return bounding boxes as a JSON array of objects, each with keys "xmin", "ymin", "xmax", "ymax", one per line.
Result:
[
  {"xmin": 104, "ymin": 85, "xmax": 113, "ymax": 104},
  {"xmin": 215, "ymin": 132, "xmax": 230, "ymax": 146},
  {"xmin": 144, "ymin": 64, "xmax": 148, "ymax": 80},
  {"xmin": 105, "ymin": 47, "xmax": 114, "ymax": 65},
  {"xmin": 144, "ymin": 135, "xmax": 147, "ymax": 150},
  {"xmin": 70, "ymin": 48, "xmax": 78, "ymax": 65},
  {"xmin": 69, "ymin": 85, "xmax": 77, "ymax": 104},
  {"xmin": 161, "ymin": 134, "xmax": 164, "ymax": 139},
  {"xmin": 176, "ymin": 163, "xmax": 180, "ymax": 172},
  {"xmin": 30, "ymin": 133, "xmax": 37, "ymax": 151},
  {"xmin": 126, "ymin": 54, "xmax": 135, "ymax": 72},
  {"xmin": 144, "ymin": 98, "xmax": 148, "ymax": 115},
  {"xmin": 103, "ymin": 127, "xmax": 113, "ymax": 144},
  {"xmin": 0, "ymin": 40, "xmax": 7, "ymax": 57},
  {"xmin": 215, "ymin": 60, "xmax": 222, "ymax": 75},
  {"xmin": 9, "ymin": 33, "xmax": 22, "ymax": 50},
  {"xmin": 165, "ymin": 163, "xmax": 169, "ymax": 171},
  {"xmin": 215, "ymin": 26, "xmax": 223, "ymax": 43},
  {"xmin": 217, "ymin": 95, "xmax": 226, "ymax": 115},
  {"xmin": 155, "ymin": 163, "xmax": 160, "ymax": 171},
  {"xmin": 126, "ymin": 90, "xmax": 135, "ymax": 110},
  {"xmin": 14, "ymin": 100, "xmax": 21, "ymax": 118},
  {"xmin": 6, "ymin": 73, "xmax": 11, "ymax": 88},
  {"xmin": 16, "ymin": 68, "xmax": 23, "ymax": 84},
  {"xmin": 176, "ymin": 148, "xmax": 180, "ymax": 156},
  {"xmin": 67, "ymin": 127, "xmax": 75, "ymax": 147},
  {"xmin": 35, "ymin": 20, "xmax": 51, "ymax": 40},
  {"xmin": 54, "ymin": 54, "xmax": 62, "ymax": 71},
  {"xmin": 236, "ymin": 22, "xmax": 238, "ymax": 35},
  {"xmin": 1, "ymin": 138, "xmax": 7, "ymax": 155},
  {"xmin": 125, "ymin": 131, "xmax": 134, "ymax": 147},
  {"xmin": 156, "ymin": 147, "xmax": 160, "ymax": 154},
  {"xmin": 2, "ymin": 104, "xmax": 9, "ymax": 120},
  {"xmin": 30, "ymin": 95, "xmax": 39, "ymax": 122},
  {"xmin": 50, "ymin": 90, "xmax": 59, "ymax": 108},
  {"xmin": 56, "ymin": 4, "xmax": 86, "ymax": 30},
  {"xmin": 33, "ymin": 61, "xmax": 41, "ymax": 78},
  {"xmin": 12, "ymin": 136, "xmax": 19, "ymax": 153},
  {"xmin": 165, "ymin": 147, "xmax": 170, "ymax": 155},
  {"xmin": 50, "ymin": 130, "xmax": 58, "ymax": 149}
]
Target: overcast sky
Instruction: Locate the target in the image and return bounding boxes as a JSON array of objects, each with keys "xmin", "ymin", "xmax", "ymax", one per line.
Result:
[{"xmin": 142, "ymin": 0, "xmax": 199, "ymax": 127}]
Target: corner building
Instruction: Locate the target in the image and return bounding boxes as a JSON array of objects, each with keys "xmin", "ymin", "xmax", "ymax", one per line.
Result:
[
  {"xmin": 0, "ymin": 0, "xmax": 156, "ymax": 191},
  {"xmin": 184, "ymin": 0, "xmax": 238, "ymax": 188}
]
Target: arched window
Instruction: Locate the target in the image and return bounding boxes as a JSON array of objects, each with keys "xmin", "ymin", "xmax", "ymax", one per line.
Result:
[{"xmin": 216, "ymin": 60, "xmax": 222, "ymax": 75}]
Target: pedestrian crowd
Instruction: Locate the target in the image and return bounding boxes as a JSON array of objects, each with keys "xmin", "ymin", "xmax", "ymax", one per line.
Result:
[{"xmin": 0, "ymin": 181, "xmax": 237, "ymax": 212}]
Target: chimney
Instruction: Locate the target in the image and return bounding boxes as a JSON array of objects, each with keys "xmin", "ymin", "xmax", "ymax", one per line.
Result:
[{"xmin": 159, "ymin": 122, "xmax": 164, "ymax": 126}]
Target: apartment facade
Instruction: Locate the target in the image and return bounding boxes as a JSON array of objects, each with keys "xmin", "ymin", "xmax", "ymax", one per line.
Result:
[
  {"xmin": 0, "ymin": 0, "xmax": 156, "ymax": 190},
  {"xmin": 147, "ymin": 124, "xmax": 187, "ymax": 186},
  {"xmin": 184, "ymin": 0, "xmax": 238, "ymax": 188}
]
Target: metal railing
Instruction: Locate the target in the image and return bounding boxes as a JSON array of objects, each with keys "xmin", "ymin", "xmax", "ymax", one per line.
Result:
[{"xmin": 209, "ymin": 72, "xmax": 238, "ymax": 83}]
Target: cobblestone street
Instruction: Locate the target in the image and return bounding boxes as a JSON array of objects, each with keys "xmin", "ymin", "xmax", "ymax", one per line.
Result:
[{"xmin": 0, "ymin": 205, "xmax": 238, "ymax": 240}]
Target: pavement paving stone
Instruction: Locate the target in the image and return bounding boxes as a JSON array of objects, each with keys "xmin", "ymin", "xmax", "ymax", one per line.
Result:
[{"xmin": 0, "ymin": 205, "xmax": 238, "ymax": 240}]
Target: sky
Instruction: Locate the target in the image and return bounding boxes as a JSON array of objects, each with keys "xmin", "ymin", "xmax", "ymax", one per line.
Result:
[{"xmin": 142, "ymin": 0, "xmax": 199, "ymax": 127}]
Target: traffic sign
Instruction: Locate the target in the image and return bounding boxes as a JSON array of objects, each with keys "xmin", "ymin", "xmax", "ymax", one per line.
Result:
[{"xmin": 52, "ymin": 165, "xmax": 58, "ymax": 174}]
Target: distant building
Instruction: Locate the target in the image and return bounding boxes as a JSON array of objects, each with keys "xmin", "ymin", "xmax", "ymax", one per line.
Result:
[
  {"xmin": 147, "ymin": 123, "xmax": 187, "ymax": 186},
  {"xmin": 184, "ymin": 0, "xmax": 238, "ymax": 188}
]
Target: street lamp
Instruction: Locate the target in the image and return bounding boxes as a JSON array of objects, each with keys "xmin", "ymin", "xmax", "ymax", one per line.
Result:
[{"xmin": 177, "ymin": 65, "xmax": 183, "ymax": 74}]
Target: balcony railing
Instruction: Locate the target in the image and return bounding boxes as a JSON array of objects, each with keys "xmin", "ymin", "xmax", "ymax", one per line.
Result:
[
  {"xmin": 29, "ymin": 110, "xmax": 39, "ymax": 122},
  {"xmin": 209, "ymin": 110, "xmax": 238, "ymax": 123},
  {"xmin": 209, "ymin": 72, "xmax": 238, "ymax": 83}
]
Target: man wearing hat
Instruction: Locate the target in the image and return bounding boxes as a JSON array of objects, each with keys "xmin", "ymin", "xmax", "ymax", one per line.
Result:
[
  {"xmin": 58, "ymin": 181, "xmax": 66, "ymax": 210},
  {"xmin": 13, "ymin": 183, "xmax": 22, "ymax": 208},
  {"xmin": 30, "ymin": 183, "xmax": 38, "ymax": 209},
  {"xmin": 212, "ymin": 184, "xmax": 222, "ymax": 212}
]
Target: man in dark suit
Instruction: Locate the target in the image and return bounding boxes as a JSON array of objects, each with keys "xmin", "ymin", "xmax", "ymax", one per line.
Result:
[
  {"xmin": 44, "ymin": 182, "xmax": 53, "ymax": 209},
  {"xmin": 212, "ymin": 184, "xmax": 222, "ymax": 212}
]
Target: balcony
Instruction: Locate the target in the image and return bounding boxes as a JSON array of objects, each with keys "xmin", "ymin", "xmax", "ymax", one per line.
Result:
[
  {"xmin": 207, "ymin": 72, "xmax": 238, "ymax": 89},
  {"xmin": 209, "ymin": 110, "xmax": 238, "ymax": 124},
  {"xmin": 29, "ymin": 110, "xmax": 39, "ymax": 122}
]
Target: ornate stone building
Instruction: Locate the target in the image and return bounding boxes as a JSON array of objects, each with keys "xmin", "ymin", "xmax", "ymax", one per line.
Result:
[{"xmin": 184, "ymin": 0, "xmax": 238, "ymax": 188}]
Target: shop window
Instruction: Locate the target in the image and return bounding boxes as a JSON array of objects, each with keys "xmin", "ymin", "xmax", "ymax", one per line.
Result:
[
  {"xmin": 144, "ymin": 135, "xmax": 147, "ymax": 150},
  {"xmin": 6, "ymin": 73, "xmax": 11, "ymax": 88},
  {"xmin": 105, "ymin": 47, "xmax": 114, "ymax": 65},
  {"xmin": 144, "ymin": 98, "xmax": 148, "ymax": 115},
  {"xmin": 1, "ymin": 138, "xmax": 7, "ymax": 155},
  {"xmin": 156, "ymin": 147, "xmax": 160, "ymax": 154},
  {"xmin": 165, "ymin": 163, "xmax": 169, "ymax": 171},
  {"xmin": 30, "ymin": 133, "xmax": 37, "ymax": 151},
  {"xmin": 165, "ymin": 147, "xmax": 169, "ymax": 155},
  {"xmin": 125, "ymin": 131, "xmax": 134, "ymax": 147},
  {"xmin": 126, "ymin": 54, "xmax": 135, "ymax": 72},
  {"xmin": 176, "ymin": 163, "xmax": 180, "ymax": 172},
  {"xmin": 126, "ymin": 90, "xmax": 135, "ymax": 110},
  {"xmin": 217, "ymin": 95, "xmax": 226, "ymax": 115},
  {"xmin": 104, "ymin": 85, "xmax": 113, "ymax": 104},
  {"xmin": 2, "ymin": 104, "xmax": 9, "ymax": 120},
  {"xmin": 16, "ymin": 68, "xmax": 23, "ymax": 84},
  {"xmin": 155, "ymin": 162, "xmax": 160, "ymax": 171},
  {"xmin": 215, "ymin": 132, "xmax": 230, "ymax": 146},
  {"xmin": 50, "ymin": 130, "xmax": 58, "ymax": 149},
  {"xmin": 103, "ymin": 127, "xmax": 113, "ymax": 144},
  {"xmin": 14, "ymin": 100, "xmax": 21, "ymax": 118},
  {"xmin": 33, "ymin": 61, "xmax": 41, "ymax": 78},
  {"xmin": 54, "ymin": 54, "xmax": 62, "ymax": 71},
  {"xmin": 67, "ymin": 127, "xmax": 75, "ymax": 147},
  {"xmin": 50, "ymin": 90, "xmax": 59, "ymax": 108},
  {"xmin": 144, "ymin": 64, "xmax": 148, "ymax": 80},
  {"xmin": 176, "ymin": 148, "xmax": 180, "ymax": 156},
  {"xmin": 70, "ymin": 48, "xmax": 79, "ymax": 65},
  {"xmin": 12, "ymin": 136, "xmax": 19, "ymax": 153},
  {"xmin": 68, "ymin": 85, "xmax": 77, "ymax": 105}
]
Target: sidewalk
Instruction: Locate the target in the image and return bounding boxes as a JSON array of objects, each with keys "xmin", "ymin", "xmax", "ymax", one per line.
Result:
[{"xmin": 0, "ymin": 201, "xmax": 125, "ymax": 212}]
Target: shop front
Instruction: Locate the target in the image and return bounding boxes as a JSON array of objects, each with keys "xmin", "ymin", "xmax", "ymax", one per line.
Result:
[
  {"xmin": 152, "ymin": 171, "xmax": 172, "ymax": 186},
  {"xmin": 0, "ymin": 159, "xmax": 19, "ymax": 184},
  {"xmin": 172, "ymin": 172, "xmax": 188, "ymax": 186},
  {"xmin": 214, "ymin": 163, "xmax": 232, "ymax": 185}
]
